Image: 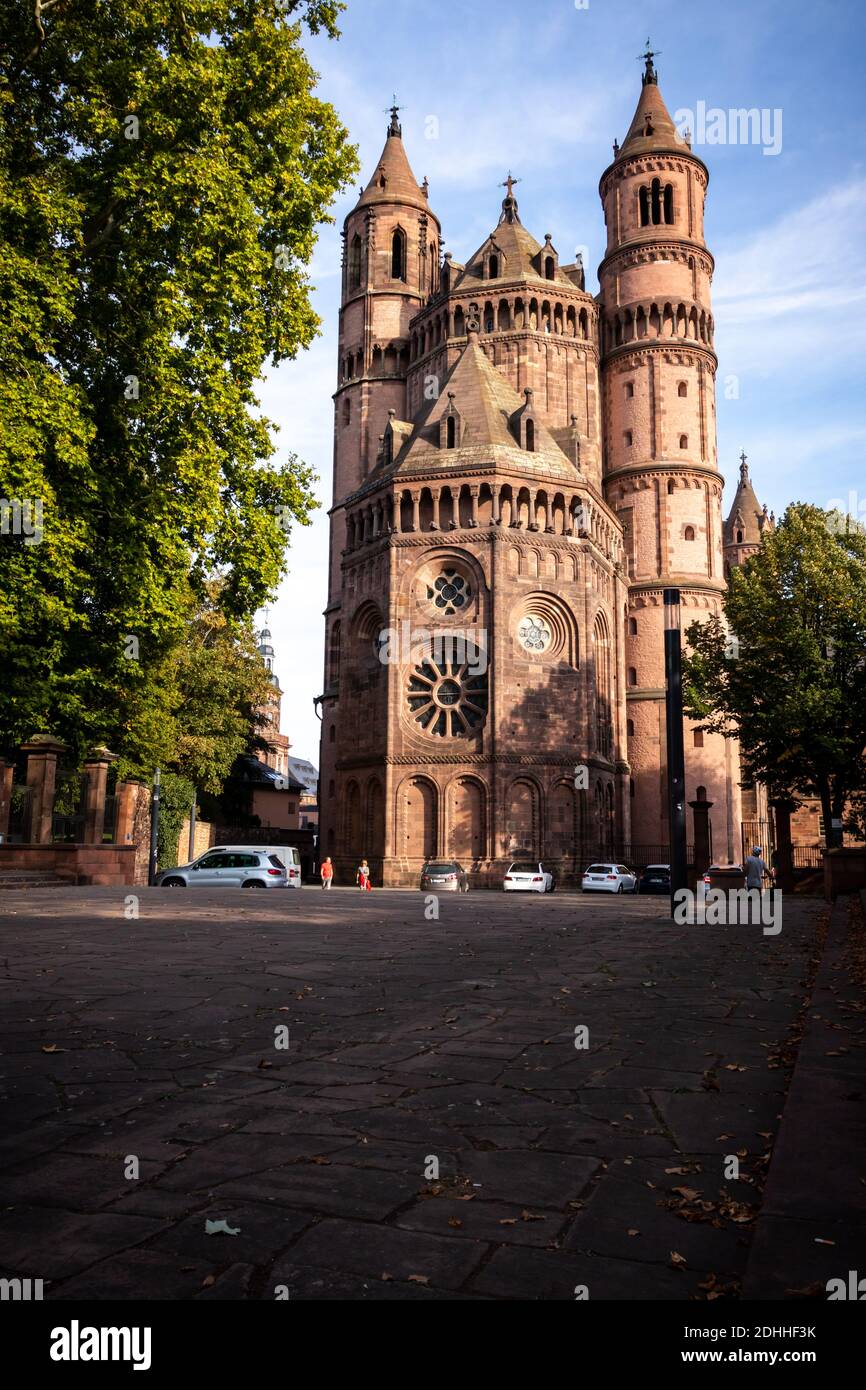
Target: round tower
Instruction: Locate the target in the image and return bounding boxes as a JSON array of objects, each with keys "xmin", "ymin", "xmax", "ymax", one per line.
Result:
[
  {"xmin": 598, "ymin": 48, "xmax": 740, "ymax": 861},
  {"xmin": 320, "ymin": 104, "xmax": 442, "ymax": 867}
]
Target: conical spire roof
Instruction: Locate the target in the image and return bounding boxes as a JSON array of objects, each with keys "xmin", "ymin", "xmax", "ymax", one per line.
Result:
[
  {"xmin": 356, "ymin": 103, "xmax": 432, "ymax": 215},
  {"xmin": 616, "ymin": 50, "xmax": 686, "ymax": 162},
  {"xmin": 724, "ymin": 453, "xmax": 769, "ymax": 546}
]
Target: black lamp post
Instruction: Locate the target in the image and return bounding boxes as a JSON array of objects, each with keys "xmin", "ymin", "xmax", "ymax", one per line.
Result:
[
  {"xmin": 148, "ymin": 767, "xmax": 161, "ymax": 886},
  {"xmin": 664, "ymin": 588, "xmax": 688, "ymax": 912}
]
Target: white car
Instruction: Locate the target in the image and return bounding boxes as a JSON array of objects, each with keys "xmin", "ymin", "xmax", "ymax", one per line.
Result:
[
  {"xmin": 581, "ymin": 862, "xmax": 638, "ymax": 894},
  {"xmin": 503, "ymin": 861, "xmax": 555, "ymax": 893}
]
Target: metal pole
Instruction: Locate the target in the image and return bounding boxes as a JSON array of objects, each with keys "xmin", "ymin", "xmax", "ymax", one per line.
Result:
[
  {"xmin": 188, "ymin": 794, "xmax": 197, "ymax": 863},
  {"xmin": 148, "ymin": 767, "xmax": 161, "ymax": 886},
  {"xmin": 664, "ymin": 589, "xmax": 687, "ymax": 913}
]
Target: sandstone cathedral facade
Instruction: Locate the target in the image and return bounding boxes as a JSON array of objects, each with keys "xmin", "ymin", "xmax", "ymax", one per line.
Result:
[{"xmin": 317, "ymin": 54, "xmax": 768, "ymax": 886}]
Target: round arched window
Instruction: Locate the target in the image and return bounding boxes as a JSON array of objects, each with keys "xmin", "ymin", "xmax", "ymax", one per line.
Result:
[{"xmin": 427, "ymin": 567, "xmax": 471, "ymax": 615}]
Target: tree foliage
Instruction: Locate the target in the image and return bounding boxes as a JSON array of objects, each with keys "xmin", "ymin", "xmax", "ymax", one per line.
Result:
[
  {"xmin": 683, "ymin": 504, "xmax": 866, "ymax": 843},
  {"xmin": 0, "ymin": 0, "xmax": 358, "ymax": 776}
]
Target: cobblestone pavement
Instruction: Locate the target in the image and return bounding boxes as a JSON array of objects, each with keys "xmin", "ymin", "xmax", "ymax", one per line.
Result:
[{"xmin": 0, "ymin": 886, "xmax": 829, "ymax": 1300}]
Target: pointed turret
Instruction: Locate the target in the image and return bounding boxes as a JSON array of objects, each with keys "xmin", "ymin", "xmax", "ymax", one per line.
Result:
[
  {"xmin": 724, "ymin": 452, "xmax": 773, "ymax": 573},
  {"xmin": 356, "ymin": 102, "xmax": 431, "ymax": 214},
  {"xmin": 616, "ymin": 47, "xmax": 685, "ymax": 162}
]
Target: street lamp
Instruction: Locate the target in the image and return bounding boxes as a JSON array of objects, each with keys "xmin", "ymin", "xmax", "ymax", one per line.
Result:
[{"xmin": 664, "ymin": 589, "xmax": 687, "ymax": 912}]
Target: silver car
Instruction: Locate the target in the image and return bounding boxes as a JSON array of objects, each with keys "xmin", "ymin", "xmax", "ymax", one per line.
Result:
[{"xmin": 157, "ymin": 847, "xmax": 288, "ymax": 889}]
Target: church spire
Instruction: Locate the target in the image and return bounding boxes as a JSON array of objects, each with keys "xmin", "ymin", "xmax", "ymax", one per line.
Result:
[
  {"xmin": 498, "ymin": 171, "xmax": 522, "ymax": 225},
  {"xmin": 614, "ymin": 40, "xmax": 684, "ymax": 163},
  {"xmin": 387, "ymin": 95, "xmax": 401, "ymax": 138}
]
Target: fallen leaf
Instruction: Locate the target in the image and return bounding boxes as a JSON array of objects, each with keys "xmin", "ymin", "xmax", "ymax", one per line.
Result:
[
  {"xmin": 41, "ymin": 1044, "xmax": 65, "ymax": 1053},
  {"xmin": 627, "ymin": 1228, "xmax": 640, "ymax": 1237},
  {"xmin": 201, "ymin": 1274, "xmax": 216, "ymax": 1288},
  {"xmin": 408, "ymin": 1274, "xmax": 429, "ymax": 1285},
  {"xmin": 670, "ymin": 1251, "xmax": 687, "ymax": 1268}
]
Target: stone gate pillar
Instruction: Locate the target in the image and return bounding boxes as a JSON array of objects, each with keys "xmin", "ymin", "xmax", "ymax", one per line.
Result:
[
  {"xmin": 115, "ymin": 779, "xmax": 144, "ymax": 846},
  {"xmin": 22, "ymin": 736, "xmax": 66, "ymax": 844},
  {"xmin": 689, "ymin": 794, "xmax": 714, "ymax": 877},
  {"xmin": 82, "ymin": 747, "xmax": 117, "ymax": 845},
  {"xmin": 769, "ymin": 796, "xmax": 797, "ymax": 894},
  {"xmin": 0, "ymin": 760, "xmax": 14, "ymax": 840}
]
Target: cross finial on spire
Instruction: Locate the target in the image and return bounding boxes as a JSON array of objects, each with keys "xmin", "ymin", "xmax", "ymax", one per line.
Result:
[
  {"xmin": 386, "ymin": 96, "xmax": 401, "ymax": 137},
  {"xmin": 739, "ymin": 449, "xmax": 748, "ymax": 478},
  {"xmin": 499, "ymin": 171, "xmax": 522, "ymax": 224},
  {"xmin": 638, "ymin": 37, "xmax": 660, "ymax": 85},
  {"xmin": 502, "ymin": 171, "xmax": 521, "ymax": 198}
]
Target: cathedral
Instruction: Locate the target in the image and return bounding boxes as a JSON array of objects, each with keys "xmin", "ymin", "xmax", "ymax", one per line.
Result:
[{"xmin": 317, "ymin": 53, "xmax": 772, "ymax": 887}]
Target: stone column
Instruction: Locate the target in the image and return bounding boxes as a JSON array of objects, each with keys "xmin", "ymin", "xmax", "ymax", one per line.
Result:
[
  {"xmin": 689, "ymin": 794, "xmax": 713, "ymax": 877},
  {"xmin": 469, "ymin": 487, "xmax": 479, "ymax": 528},
  {"xmin": 82, "ymin": 746, "xmax": 118, "ymax": 845},
  {"xmin": 769, "ymin": 796, "xmax": 797, "ymax": 894},
  {"xmin": 431, "ymin": 488, "xmax": 441, "ymax": 530},
  {"xmin": 491, "ymin": 486, "xmax": 501, "ymax": 524},
  {"xmin": 0, "ymin": 760, "xmax": 14, "ymax": 840},
  {"xmin": 22, "ymin": 736, "xmax": 66, "ymax": 844},
  {"xmin": 411, "ymin": 492, "xmax": 420, "ymax": 531}
]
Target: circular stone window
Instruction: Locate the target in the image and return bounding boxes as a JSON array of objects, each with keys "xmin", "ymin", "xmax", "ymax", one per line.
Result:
[
  {"xmin": 517, "ymin": 615, "xmax": 553, "ymax": 653},
  {"xmin": 427, "ymin": 567, "xmax": 471, "ymax": 616},
  {"xmin": 407, "ymin": 651, "xmax": 488, "ymax": 737}
]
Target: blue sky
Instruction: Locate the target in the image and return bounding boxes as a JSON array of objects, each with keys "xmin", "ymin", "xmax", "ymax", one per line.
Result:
[{"xmin": 261, "ymin": 0, "xmax": 866, "ymax": 762}]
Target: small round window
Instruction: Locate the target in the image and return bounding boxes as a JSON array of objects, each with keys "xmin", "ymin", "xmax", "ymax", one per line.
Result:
[
  {"xmin": 517, "ymin": 615, "xmax": 552, "ymax": 653},
  {"xmin": 427, "ymin": 567, "xmax": 471, "ymax": 615}
]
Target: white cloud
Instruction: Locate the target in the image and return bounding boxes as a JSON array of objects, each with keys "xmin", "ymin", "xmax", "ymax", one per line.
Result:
[{"xmin": 714, "ymin": 179, "xmax": 866, "ymax": 371}]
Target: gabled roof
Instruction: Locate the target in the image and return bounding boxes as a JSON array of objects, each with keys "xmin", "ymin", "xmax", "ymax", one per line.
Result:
[
  {"xmin": 452, "ymin": 191, "xmax": 575, "ymax": 290},
  {"xmin": 374, "ymin": 336, "xmax": 581, "ymax": 485}
]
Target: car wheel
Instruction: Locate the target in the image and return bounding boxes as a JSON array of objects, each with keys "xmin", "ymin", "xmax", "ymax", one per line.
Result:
[
  {"xmin": 463, "ymin": 881, "xmax": 470, "ymax": 893},
  {"xmin": 617, "ymin": 882, "xmax": 624, "ymax": 893},
  {"xmin": 162, "ymin": 877, "xmax": 186, "ymax": 888},
  {"xmin": 242, "ymin": 879, "xmax": 265, "ymax": 888}
]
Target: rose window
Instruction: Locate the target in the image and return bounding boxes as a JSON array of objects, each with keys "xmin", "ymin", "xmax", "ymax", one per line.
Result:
[
  {"xmin": 407, "ymin": 651, "xmax": 488, "ymax": 737},
  {"xmin": 517, "ymin": 615, "xmax": 552, "ymax": 653},
  {"xmin": 427, "ymin": 567, "xmax": 471, "ymax": 615}
]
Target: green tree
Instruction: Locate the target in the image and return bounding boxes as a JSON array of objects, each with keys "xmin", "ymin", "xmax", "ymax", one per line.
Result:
[
  {"xmin": 0, "ymin": 0, "xmax": 358, "ymax": 765},
  {"xmin": 683, "ymin": 504, "xmax": 866, "ymax": 845}
]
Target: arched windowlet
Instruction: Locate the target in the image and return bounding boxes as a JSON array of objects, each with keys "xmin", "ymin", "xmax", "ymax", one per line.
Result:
[
  {"xmin": 628, "ymin": 617, "xmax": 637, "ymax": 635},
  {"xmin": 624, "ymin": 381, "xmax": 634, "ymax": 399},
  {"xmin": 628, "ymin": 666, "xmax": 637, "ymax": 687},
  {"xmin": 348, "ymin": 233, "xmax": 362, "ymax": 289},
  {"xmin": 544, "ymin": 256, "xmax": 555, "ymax": 280},
  {"xmin": 679, "ymin": 434, "xmax": 688, "ymax": 449},
  {"xmin": 736, "ymin": 528, "xmax": 743, "ymax": 544},
  {"xmin": 664, "ymin": 183, "xmax": 674, "ymax": 224},
  {"xmin": 678, "ymin": 381, "xmax": 688, "ymax": 397},
  {"xmin": 667, "ymin": 480, "xmax": 675, "ymax": 495},
  {"xmin": 693, "ymin": 731, "xmax": 704, "ymax": 748},
  {"xmin": 488, "ymin": 254, "xmax": 499, "ymax": 279},
  {"xmin": 391, "ymin": 227, "xmax": 406, "ymax": 281},
  {"xmin": 624, "ymin": 430, "xmax": 633, "ymax": 447},
  {"xmin": 684, "ymin": 525, "xmax": 696, "ymax": 541},
  {"xmin": 639, "ymin": 185, "xmax": 650, "ymax": 227},
  {"xmin": 627, "ymin": 718, "xmax": 635, "ymax": 737},
  {"xmin": 446, "ymin": 415, "xmax": 456, "ymax": 449},
  {"xmin": 651, "ymin": 178, "xmax": 662, "ymax": 225},
  {"xmin": 525, "ymin": 419, "xmax": 535, "ymax": 453}
]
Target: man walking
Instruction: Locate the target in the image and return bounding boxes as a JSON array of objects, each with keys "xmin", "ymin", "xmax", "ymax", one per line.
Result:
[
  {"xmin": 744, "ymin": 846, "xmax": 773, "ymax": 890},
  {"xmin": 320, "ymin": 857, "xmax": 334, "ymax": 890}
]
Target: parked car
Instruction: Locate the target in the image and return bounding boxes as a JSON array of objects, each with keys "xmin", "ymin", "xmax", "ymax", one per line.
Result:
[
  {"xmin": 420, "ymin": 861, "xmax": 469, "ymax": 892},
  {"xmin": 638, "ymin": 863, "xmax": 671, "ymax": 895},
  {"xmin": 157, "ymin": 847, "xmax": 288, "ymax": 888},
  {"xmin": 702, "ymin": 863, "xmax": 746, "ymax": 890},
  {"xmin": 581, "ymin": 862, "xmax": 637, "ymax": 894},
  {"xmin": 503, "ymin": 861, "xmax": 556, "ymax": 893}
]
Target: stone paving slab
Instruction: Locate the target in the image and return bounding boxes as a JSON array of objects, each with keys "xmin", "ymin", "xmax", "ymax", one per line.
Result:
[{"xmin": 0, "ymin": 884, "xmax": 852, "ymax": 1300}]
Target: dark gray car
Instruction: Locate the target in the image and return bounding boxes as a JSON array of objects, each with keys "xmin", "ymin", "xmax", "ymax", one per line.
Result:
[{"xmin": 420, "ymin": 860, "xmax": 469, "ymax": 893}]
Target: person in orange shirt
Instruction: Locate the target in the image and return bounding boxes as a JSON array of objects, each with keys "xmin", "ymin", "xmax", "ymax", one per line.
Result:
[{"xmin": 320, "ymin": 857, "xmax": 334, "ymax": 890}]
